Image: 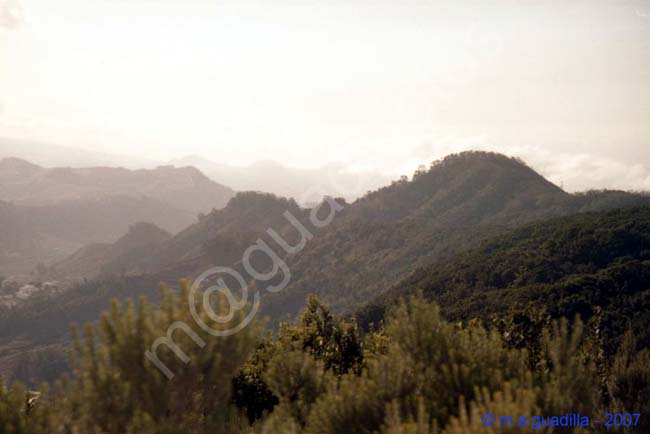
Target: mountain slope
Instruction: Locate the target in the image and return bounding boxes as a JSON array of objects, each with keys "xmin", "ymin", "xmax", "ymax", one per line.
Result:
[
  {"xmin": 52, "ymin": 192, "xmax": 311, "ymax": 281},
  {"xmin": 52, "ymin": 222, "xmax": 172, "ymax": 279},
  {"xmin": 359, "ymin": 206, "xmax": 650, "ymax": 354},
  {"xmin": 0, "ymin": 200, "xmax": 79, "ymax": 276},
  {"xmin": 0, "ymin": 196, "xmax": 193, "ymax": 275},
  {"xmin": 260, "ymin": 152, "xmax": 650, "ymax": 319}
]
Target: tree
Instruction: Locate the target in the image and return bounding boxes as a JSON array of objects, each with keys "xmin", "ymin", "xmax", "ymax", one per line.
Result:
[
  {"xmin": 24, "ymin": 282, "xmax": 259, "ymax": 434},
  {"xmin": 2, "ymin": 291, "xmax": 649, "ymax": 434}
]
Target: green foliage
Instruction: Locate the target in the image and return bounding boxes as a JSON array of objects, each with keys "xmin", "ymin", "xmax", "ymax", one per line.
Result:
[
  {"xmin": 232, "ymin": 295, "xmax": 364, "ymax": 423},
  {"xmin": 0, "ymin": 282, "xmax": 260, "ymax": 434},
  {"xmin": 608, "ymin": 331, "xmax": 650, "ymax": 432},
  {"xmin": 265, "ymin": 153, "xmax": 650, "ymax": 322},
  {"xmin": 492, "ymin": 304, "xmax": 551, "ymax": 370},
  {"xmin": 0, "ymin": 379, "xmax": 27, "ymax": 434},
  {"xmin": 536, "ymin": 319, "xmax": 600, "ymax": 418},
  {"xmin": 293, "ymin": 295, "xmax": 364, "ymax": 376},
  {"xmin": 1, "ymin": 291, "xmax": 649, "ymax": 433},
  {"xmin": 260, "ymin": 295, "xmax": 649, "ymax": 434},
  {"xmin": 363, "ymin": 206, "xmax": 650, "ymax": 356},
  {"xmin": 440, "ymin": 384, "xmax": 547, "ymax": 434},
  {"xmin": 232, "ymin": 341, "xmax": 279, "ymax": 422},
  {"xmin": 67, "ymin": 284, "xmax": 257, "ymax": 434},
  {"xmin": 383, "ymin": 297, "xmax": 528, "ymax": 423},
  {"xmin": 264, "ymin": 351, "xmax": 330, "ymax": 429},
  {"xmin": 13, "ymin": 349, "xmax": 68, "ymax": 388}
]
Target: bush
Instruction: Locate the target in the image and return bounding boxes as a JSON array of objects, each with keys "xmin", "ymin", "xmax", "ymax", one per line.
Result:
[{"xmin": 2, "ymin": 292, "xmax": 649, "ymax": 434}]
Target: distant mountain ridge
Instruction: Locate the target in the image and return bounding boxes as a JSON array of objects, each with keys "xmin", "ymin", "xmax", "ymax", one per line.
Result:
[
  {"xmin": 168, "ymin": 155, "xmax": 390, "ymax": 203},
  {"xmin": 0, "ymin": 158, "xmax": 236, "ymax": 275},
  {"xmin": 0, "ymin": 137, "xmax": 157, "ymax": 169},
  {"xmin": 0, "ymin": 158, "xmax": 234, "ymax": 213}
]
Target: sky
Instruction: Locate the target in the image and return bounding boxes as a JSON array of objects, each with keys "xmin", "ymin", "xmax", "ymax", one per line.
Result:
[{"xmin": 0, "ymin": 0, "xmax": 649, "ymax": 192}]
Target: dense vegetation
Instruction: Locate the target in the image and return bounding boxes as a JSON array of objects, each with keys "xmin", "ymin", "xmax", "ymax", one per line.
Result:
[
  {"xmin": 360, "ymin": 206, "xmax": 650, "ymax": 356},
  {"xmin": 1, "ymin": 288, "xmax": 648, "ymax": 433},
  {"xmin": 259, "ymin": 153, "xmax": 650, "ymax": 320}
]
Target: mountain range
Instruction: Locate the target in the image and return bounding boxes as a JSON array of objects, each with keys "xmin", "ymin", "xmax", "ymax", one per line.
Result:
[
  {"xmin": 0, "ymin": 157, "xmax": 233, "ymax": 211},
  {"xmin": 0, "ymin": 158, "xmax": 234, "ymax": 275},
  {"xmin": 0, "ymin": 137, "xmax": 157, "ymax": 169},
  {"xmin": 0, "ymin": 137, "xmax": 391, "ymax": 203},
  {"xmin": 44, "ymin": 152, "xmax": 650, "ymax": 318},
  {"xmin": 167, "ymin": 155, "xmax": 391, "ymax": 204}
]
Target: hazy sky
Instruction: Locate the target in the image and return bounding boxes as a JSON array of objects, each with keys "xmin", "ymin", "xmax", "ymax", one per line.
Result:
[{"xmin": 1, "ymin": 0, "xmax": 649, "ymax": 191}]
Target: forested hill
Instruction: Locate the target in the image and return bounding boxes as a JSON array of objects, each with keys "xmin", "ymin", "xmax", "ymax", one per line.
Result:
[
  {"xmin": 51, "ymin": 191, "xmax": 313, "ymax": 280},
  {"xmin": 260, "ymin": 152, "xmax": 650, "ymax": 320},
  {"xmin": 359, "ymin": 206, "xmax": 650, "ymax": 354},
  {"xmin": 51, "ymin": 222, "xmax": 172, "ymax": 279}
]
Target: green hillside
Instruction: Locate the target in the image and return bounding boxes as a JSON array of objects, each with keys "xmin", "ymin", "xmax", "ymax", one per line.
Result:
[
  {"xmin": 261, "ymin": 152, "xmax": 650, "ymax": 320},
  {"xmin": 359, "ymin": 206, "xmax": 650, "ymax": 354}
]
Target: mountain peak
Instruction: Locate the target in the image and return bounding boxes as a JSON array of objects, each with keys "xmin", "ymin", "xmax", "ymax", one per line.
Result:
[
  {"xmin": 429, "ymin": 151, "xmax": 550, "ymax": 179},
  {"xmin": 351, "ymin": 151, "xmax": 568, "ymax": 224},
  {"xmin": 425, "ymin": 151, "xmax": 565, "ymax": 192},
  {"xmin": 112, "ymin": 222, "xmax": 172, "ymax": 254},
  {"xmin": 436, "ymin": 150, "xmax": 524, "ymax": 164}
]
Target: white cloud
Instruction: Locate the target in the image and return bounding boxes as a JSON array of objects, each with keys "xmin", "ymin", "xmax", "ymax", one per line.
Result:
[
  {"xmin": 521, "ymin": 148, "xmax": 650, "ymax": 193},
  {"xmin": 414, "ymin": 140, "xmax": 650, "ymax": 193}
]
